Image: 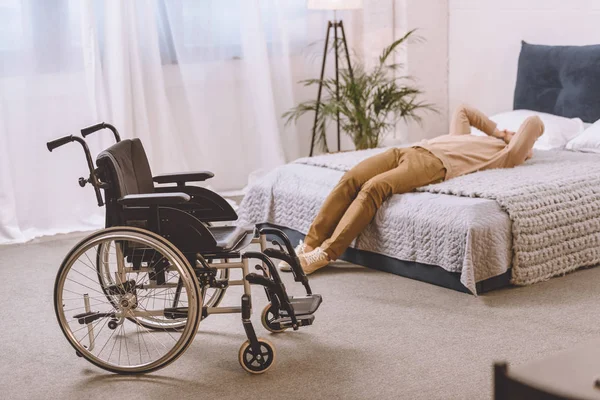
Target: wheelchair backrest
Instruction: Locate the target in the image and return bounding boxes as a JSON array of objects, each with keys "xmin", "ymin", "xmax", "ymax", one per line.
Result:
[{"xmin": 96, "ymin": 138, "xmax": 154, "ymax": 198}]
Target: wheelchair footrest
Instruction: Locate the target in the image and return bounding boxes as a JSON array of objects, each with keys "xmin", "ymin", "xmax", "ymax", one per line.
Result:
[
  {"xmin": 280, "ymin": 294, "xmax": 322, "ymax": 317},
  {"xmin": 277, "ymin": 314, "xmax": 315, "ymax": 329},
  {"xmin": 73, "ymin": 311, "xmax": 114, "ymax": 325},
  {"xmin": 164, "ymin": 307, "xmax": 188, "ymax": 319}
]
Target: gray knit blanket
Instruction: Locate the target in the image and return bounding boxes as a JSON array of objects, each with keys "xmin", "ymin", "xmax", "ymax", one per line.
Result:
[{"xmin": 293, "ymin": 148, "xmax": 600, "ymax": 287}]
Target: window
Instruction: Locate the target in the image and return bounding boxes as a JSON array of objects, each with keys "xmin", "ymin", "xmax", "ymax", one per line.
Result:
[
  {"xmin": 0, "ymin": 0, "xmax": 312, "ymax": 74},
  {"xmin": 0, "ymin": 0, "xmax": 83, "ymax": 76},
  {"xmin": 157, "ymin": 0, "xmax": 309, "ymax": 64},
  {"xmin": 0, "ymin": 0, "xmax": 24, "ymax": 52}
]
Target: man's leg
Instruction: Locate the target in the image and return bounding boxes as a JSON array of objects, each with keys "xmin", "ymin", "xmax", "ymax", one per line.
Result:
[
  {"xmin": 319, "ymin": 148, "xmax": 445, "ymax": 261},
  {"xmin": 304, "ymin": 148, "xmax": 403, "ymax": 248},
  {"xmin": 505, "ymin": 116, "xmax": 544, "ymax": 167}
]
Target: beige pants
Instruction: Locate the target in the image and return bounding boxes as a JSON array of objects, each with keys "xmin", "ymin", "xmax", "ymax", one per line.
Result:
[{"xmin": 305, "ymin": 146, "xmax": 446, "ymax": 260}]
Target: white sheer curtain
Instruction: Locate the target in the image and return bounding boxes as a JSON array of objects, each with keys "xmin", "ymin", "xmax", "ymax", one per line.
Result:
[{"xmin": 0, "ymin": 0, "xmax": 375, "ymax": 244}]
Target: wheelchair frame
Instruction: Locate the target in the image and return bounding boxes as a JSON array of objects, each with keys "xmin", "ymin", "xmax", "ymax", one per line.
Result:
[{"xmin": 47, "ymin": 122, "xmax": 322, "ymax": 374}]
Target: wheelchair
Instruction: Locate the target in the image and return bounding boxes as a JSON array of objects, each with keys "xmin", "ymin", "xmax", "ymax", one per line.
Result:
[{"xmin": 46, "ymin": 122, "xmax": 322, "ymax": 374}]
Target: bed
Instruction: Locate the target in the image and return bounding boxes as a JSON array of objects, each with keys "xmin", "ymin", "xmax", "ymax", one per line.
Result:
[{"xmin": 237, "ymin": 41, "xmax": 600, "ymax": 294}]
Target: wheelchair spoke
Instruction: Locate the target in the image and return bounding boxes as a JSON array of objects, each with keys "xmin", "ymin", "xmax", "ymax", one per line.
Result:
[
  {"xmin": 107, "ymin": 326, "xmax": 120, "ymax": 364},
  {"xmin": 77, "ymin": 253, "xmax": 99, "ymax": 273},
  {"xmin": 70, "ymin": 263, "xmax": 107, "ymax": 287},
  {"xmin": 65, "ymin": 278, "xmax": 107, "ymax": 297},
  {"xmin": 62, "ymin": 298, "xmax": 111, "ymax": 313},
  {"xmin": 97, "ymin": 319, "xmax": 120, "ymax": 359},
  {"xmin": 122, "ymin": 323, "xmax": 131, "ymax": 366},
  {"xmin": 136, "ymin": 322, "xmax": 143, "ymax": 364},
  {"xmin": 152, "ymin": 288, "xmax": 156, "ymax": 310},
  {"xmin": 134, "ymin": 302, "xmax": 179, "ymax": 343},
  {"xmin": 83, "ymin": 251, "xmax": 98, "ymax": 273}
]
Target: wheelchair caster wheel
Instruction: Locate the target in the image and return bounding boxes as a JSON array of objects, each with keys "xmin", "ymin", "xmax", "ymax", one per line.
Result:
[
  {"xmin": 238, "ymin": 339, "xmax": 275, "ymax": 374},
  {"xmin": 108, "ymin": 319, "xmax": 119, "ymax": 330},
  {"xmin": 261, "ymin": 304, "xmax": 286, "ymax": 333},
  {"xmin": 75, "ymin": 350, "xmax": 83, "ymax": 358}
]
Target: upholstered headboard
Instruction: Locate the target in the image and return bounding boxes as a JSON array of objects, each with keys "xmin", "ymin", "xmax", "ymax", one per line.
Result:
[{"xmin": 514, "ymin": 41, "xmax": 600, "ymax": 123}]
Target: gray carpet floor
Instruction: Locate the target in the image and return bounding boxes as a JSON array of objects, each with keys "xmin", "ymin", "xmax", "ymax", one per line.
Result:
[{"xmin": 2, "ymin": 233, "xmax": 600, "ymax": 400}]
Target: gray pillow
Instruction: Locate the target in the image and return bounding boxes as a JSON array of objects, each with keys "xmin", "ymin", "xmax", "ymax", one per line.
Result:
[{"xmin": 514, "ymin": 41, "xmax": 600, "ymax": 123}]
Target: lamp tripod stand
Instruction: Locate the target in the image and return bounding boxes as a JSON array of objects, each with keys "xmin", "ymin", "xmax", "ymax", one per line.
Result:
[{"xmin": 309, "ymin": 19, "xmax": 354, "ymax": 156}]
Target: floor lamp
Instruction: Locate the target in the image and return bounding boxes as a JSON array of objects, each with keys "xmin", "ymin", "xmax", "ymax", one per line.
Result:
[{"xmin": 307, "ymin": 0, "xmax": 363, "ymax": 156}]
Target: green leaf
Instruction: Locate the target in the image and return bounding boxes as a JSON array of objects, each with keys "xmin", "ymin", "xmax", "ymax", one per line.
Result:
[
  {"xmin": 282, "ymin": 31, "xmax": 435, "ymax": 151},
  {"xmin": 378, "ymin": 29, "xmax": 417, "ymax": 65}
]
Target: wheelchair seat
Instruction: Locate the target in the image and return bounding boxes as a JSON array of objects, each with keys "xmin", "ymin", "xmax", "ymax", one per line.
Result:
[{"xmin": 208, "ymin": 225, "xmax": 255, "ymax": 251}]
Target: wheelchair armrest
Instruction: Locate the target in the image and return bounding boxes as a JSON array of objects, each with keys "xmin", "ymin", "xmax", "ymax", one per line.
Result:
[
  {"xmin": 153, "ymin": 171, "xmax": 215, "ymax": 186},
  {"xmin": 118, "ymin": 193, "xmax": 190, "ymax": 206},
  {"xmin": 154, "ymin": 185, "xmax": 238, "ymax": 222}
]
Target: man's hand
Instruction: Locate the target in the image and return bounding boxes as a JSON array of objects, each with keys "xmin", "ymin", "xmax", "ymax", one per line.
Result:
[
  {"xmin": 503, "ymin": 130, "xmax": 515, "ymax": 144},
  {"xmin": 494, "ymin": 128, "xmax": 516, "ymax": 144}
]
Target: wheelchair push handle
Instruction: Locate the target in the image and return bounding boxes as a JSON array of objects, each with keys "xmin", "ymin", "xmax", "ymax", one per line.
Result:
[
  {"xmin": 81, "ymin": 122, "xmax": 121, "ymax": 143},
  {"xmin": 46, "ymin": 134, "xmax": 105, "ymax": 207},
  {"xmin": 47, "ymin": 135, "xmax": 76, "ymax": 152}
]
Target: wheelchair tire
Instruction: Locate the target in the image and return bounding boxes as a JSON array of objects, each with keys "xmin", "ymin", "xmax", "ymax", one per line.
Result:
[
  {"xmin": 261, "ymin": 304, "xmax": 287, "ymax": 333},
  {"xmin": 55, "ymin": 227, "xmax": 202, "ymax": 374},
  {"xmin": 238, "ymin": 338, "xmax": 276, "ymax": 374}
]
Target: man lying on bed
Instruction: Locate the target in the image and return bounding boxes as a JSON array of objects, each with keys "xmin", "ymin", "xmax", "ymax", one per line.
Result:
[{"xmin": 281, "ymin": 104, "xmax": 545, "ymax": 274}]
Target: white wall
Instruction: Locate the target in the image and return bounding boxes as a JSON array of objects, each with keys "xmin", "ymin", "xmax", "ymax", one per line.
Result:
[
  {"xmin": 395, "ymin": 0, "xmax": 449, "ymax": 142},
  {"xmin": 449, "ymin": 0, "xmax": 600, "ymax": 116}
]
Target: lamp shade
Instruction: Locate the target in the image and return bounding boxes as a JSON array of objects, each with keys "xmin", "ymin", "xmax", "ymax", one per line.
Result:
[{"xmin": 307, "ymin": 0, "xmax": 363, "ymax": 10}]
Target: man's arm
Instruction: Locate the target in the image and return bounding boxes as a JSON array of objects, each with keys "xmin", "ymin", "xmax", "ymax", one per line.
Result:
[
  {"xmin": 504, "ymin": 116, "xmax": 544, "ymax": 166},
  {"xmin": 449, "ymin": 104, "xmax": 514, "ymax": 141}
]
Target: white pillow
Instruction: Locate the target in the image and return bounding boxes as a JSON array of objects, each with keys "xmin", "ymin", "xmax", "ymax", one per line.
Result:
[
  {"xmin": 566, "ymin": 119, "xmax": 600, "ymax": 153},
  {"xmin": 470, "ymin": 110, "xmax": 584, "ymax": 150}
]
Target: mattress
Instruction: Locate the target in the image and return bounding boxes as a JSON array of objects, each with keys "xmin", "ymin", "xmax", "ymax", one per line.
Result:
[{"xmin": 237, "ymin": 162, "xmax": 512, "ymax": 294}]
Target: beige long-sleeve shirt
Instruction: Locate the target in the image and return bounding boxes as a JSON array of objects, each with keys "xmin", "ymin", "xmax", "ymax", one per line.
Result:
[{"xmin": 415, "ymin": 105, "xmax": 544, "ymax": 180}]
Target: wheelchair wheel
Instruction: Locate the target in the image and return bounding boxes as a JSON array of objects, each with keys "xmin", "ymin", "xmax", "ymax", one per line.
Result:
[
  {"xmin": 261, "ymin": 304, "xmax": 286, "ymax": 333},
  {"xmin": 238, "ymin": 339, "xmax": 276, "ymax": 374},
  {"xmin": 55, "ymin": 227, "xmax": 201, "ymax": 374}
]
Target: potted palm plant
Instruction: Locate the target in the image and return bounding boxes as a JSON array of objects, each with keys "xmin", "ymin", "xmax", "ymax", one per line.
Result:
[{"xmin": 284, "ymin": 30, "xmax": 434, "ymax": 152}]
